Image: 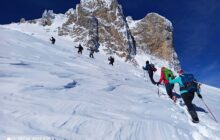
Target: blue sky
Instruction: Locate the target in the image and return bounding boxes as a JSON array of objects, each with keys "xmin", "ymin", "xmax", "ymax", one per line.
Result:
[{"xmin": 0, "ymin": 0, "xmax": 220, "ymax": 88}]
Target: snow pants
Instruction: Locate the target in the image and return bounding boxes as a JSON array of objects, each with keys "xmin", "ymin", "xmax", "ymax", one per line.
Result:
[
  {"xmin": 148, "ymin": 70, "xmax": 156, "ymax": 85},
  {"xmin": 181, "ymin": 92, "xmax": 199, "ymax": 121},
  {"xmin": 165, "ymin": 83, "xmax": 174, "ymax": 99}
]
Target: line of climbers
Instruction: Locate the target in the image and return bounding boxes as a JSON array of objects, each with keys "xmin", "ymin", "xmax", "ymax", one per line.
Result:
[
  {"xmin": 50, "ymin": 36, "xmax": 205, "ymax": 123},
  {"xmin": 49, "ymin": 37, "xmax": 115, "ymax": 66},
  {"xmin": 75, "ymin": 43, "xmax": 115, "ymax": 65},
  {"xmin": 143, "ymin": 60, "xmax": 202, "ymax": 123}
]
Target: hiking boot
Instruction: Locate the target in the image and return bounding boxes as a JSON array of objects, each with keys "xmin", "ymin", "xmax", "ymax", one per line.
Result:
[
  {"xmin": 189, "ymin": 110, "xmax": 199, "ymax": 123},
  {"xmin": 192, "ymin": 117, "xmax": 199, "ymax": 123}
]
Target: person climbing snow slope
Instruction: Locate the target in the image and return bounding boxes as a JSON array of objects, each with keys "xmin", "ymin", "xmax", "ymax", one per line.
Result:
[
  {"xmin": 168, "ymin": 69, "xmax": 202, "ymax": 123},
  {"xmin": 156, "ymin": 67, "xmax": 176, "ymax": 102},
  {"xmin": 142, "ymin": 61, "xmax": 157, "ymax": 84}
]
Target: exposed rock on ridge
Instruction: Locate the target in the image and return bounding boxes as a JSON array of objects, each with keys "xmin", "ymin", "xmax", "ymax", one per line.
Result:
[
  {"xmin": 127, "ymin": 13, "xmax": 180, "ymax": 68},
  {"xmin": 20, "ymin": 0, "xmax": 180, "ymax": 68},
  {"xmin": 59, "ymin": 0, "xmax": 136, "ymax": 59}
]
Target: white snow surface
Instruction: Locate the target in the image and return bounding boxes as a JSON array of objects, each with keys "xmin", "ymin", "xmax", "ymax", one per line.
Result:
[{"xmin": 0, "ymin": 24, "xmax": 220, "ymax": 140}]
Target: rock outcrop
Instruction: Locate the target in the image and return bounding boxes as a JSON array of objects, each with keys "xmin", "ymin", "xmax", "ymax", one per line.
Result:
[
  {"xmin": 59, "ymin": 0, "xmax": 136, "ymax": 59},
  {"xmin": 32, "ymin": 0, "xmax": 180, "ymax": 68},
  {"xmin": 127, "ymin": 13, "xmax": 180, "ymax": 68},
  {"xmin": 40, "ymin": 10, "xmax": 55, "ymax": 26}
]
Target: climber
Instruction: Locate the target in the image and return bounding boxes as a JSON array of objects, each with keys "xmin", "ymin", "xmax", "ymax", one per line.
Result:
[
  {"xmin": 89, "ymin": 47, "xmax": 95, "ymax": 58},
  {"xmin": 142, "ymin": 60, "xmax": 157, "ymax": 84},
  {"xmin": 108, "ymin": 56, "xmax": 114, "ymax": 66},
  {"xmin": 75, "ymin": 44, "xmax": 83, "ymax": 54},
  {"xmin": 168, "ymin": 70, "xmax": 202, "ymax": 123},
  {"xmin": 156, "ymin": 67, "xmax": 176, "ymax": 102},
  {"xmin": 50, "ymin": 37, "xmax": 56, "ymax": 44}
]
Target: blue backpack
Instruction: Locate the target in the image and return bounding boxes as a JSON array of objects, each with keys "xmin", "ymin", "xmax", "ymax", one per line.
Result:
[{"xmin": 180, "ymin": 74, "xmax": 198, "ymax": 93}]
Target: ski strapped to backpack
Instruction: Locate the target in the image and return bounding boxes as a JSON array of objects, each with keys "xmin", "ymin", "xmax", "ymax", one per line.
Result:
[
  {"xmin": 180, "ymin": 73, "xmax": 198, "ymax": 93},
  {"xmin": 163, "ymin": 67, "xmax": 174, "ymax": 80}
]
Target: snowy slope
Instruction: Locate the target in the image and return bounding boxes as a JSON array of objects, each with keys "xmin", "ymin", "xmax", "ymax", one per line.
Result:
[{"xmin": 0, "ymin": 26, "xmax": 220, "ymax": 140}]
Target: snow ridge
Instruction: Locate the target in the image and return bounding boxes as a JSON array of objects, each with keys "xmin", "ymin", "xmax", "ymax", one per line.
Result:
[{"xmin": 0, "ymin": 25, "xmax": 220, "ymax": 140}]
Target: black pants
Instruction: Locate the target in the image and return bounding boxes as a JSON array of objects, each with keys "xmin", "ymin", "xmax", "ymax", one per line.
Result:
[
  {"xmin": 148, "ymin": 70, "xmax": 156, "ymax": 84},
  {"xmin": 165, "ymin": 83, "xmax": 174, "ymax": 99},
  {"xmin": 109, "ymin": 61, "xmax": 114, "ymax": 65},
  {"xmin": 89, "ymin": 53, "xmax": 94, "ymax": 58},
  {"xmin": 78, "ymin": 50, "xmax": 82, "ymax": 54},
  {"xmin": 181, "ymin": 92, "xmax": 198, "ymax": 120}
]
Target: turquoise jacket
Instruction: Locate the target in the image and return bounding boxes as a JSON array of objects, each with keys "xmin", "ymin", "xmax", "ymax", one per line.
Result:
[
  {"xmin": 168, "ymin": 77, "xmax": 187, "ymax": 94},
  {"xmin": 168, "ymin": 76, "xmax": 201, "ymax": 95}
]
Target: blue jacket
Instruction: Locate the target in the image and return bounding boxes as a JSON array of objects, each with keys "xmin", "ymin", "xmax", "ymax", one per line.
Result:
[{"xmin": 168, "ymin": 76, "xmax": 201, "ymax": 95}]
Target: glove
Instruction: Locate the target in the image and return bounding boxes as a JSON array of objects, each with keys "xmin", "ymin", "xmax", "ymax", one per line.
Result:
[
  {"xmin": 197, "ymin": 94, "xmax": 202, "ymax": 99},
  {"xmin": 168, "ymin": 74, "xmax": 172, "ymax": 77}
]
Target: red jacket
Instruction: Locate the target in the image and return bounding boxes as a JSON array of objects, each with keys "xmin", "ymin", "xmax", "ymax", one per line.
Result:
[{"xmin": 159, "ymin": 67, "xmax": 169, "ymax": 85}]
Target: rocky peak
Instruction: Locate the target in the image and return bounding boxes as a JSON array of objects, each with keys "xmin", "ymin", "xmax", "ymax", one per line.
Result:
[
  {"xmin": 38, "ymin": 10, "xmax": 55, "ymax": 26},
  {"xmin": 58, "ymin": 0, "xmax": 136, "ymax": 60},
  {"xmin": 128, "ymin": 12, "xmax": 180, "ymax": 69},
  {"xmin": 80, "ymin": 0, "xmax": 117, "ymax": 9},
  {"xmin": 39, "ymin": 0, "xmax": 180, "ymax": 68}
]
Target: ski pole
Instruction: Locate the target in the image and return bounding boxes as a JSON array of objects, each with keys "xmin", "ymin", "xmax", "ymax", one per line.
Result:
[
  {"xmin": 145, "ymin": 71, "xmax": 149, "ymax": 82},
  {"xmin": 201, "ymin": 99, "xmax": 218, "ymax": 123},
  {"xmin": 157, "ymin": 85, "xmax": 160, "ymax": 97},
  {"xmin": 143, "ymin": 70, "xmax": 147, "ymax": 82}
]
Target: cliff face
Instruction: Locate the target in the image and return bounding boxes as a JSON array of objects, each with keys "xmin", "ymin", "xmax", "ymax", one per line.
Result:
[
  {"xmin": 127, "ymin": 13, "xmax": 180, "ymax": 68},
  {"xmin": 23, "ymin": 0, "xmax": 180, "ymax": 68},
  {"xmin": 59, "ymin": 0, "xmax": 136, "ymax": 60}
]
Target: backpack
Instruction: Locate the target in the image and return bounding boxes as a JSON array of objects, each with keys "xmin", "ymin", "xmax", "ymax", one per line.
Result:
[
  {"xmin": 150, "ymin": 64, "xmax": 157, "ymax": 72},
  {"xmin": 180, "ymin": 74, "xmax": 198, "ymax": 93},
  {"xmin": 163, "ymin": 67, "xmax": 174, "ymax": 80}
]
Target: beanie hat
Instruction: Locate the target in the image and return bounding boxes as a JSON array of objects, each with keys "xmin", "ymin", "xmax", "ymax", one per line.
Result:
[
  {"xmin": 146, "ymin": 61, "xmax": 149, "ymax": 64},
  {"xmin": 178, "ymin": 69, "xmax": 184, "ymax": 74}
]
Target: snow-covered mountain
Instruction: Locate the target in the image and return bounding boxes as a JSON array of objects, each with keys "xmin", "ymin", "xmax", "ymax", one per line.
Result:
[
  {"xmin": 0, "ymin": 21, "xmax": 220, "ymax": 140},
  {"xmin": 14, "ymin": 0, "xmax": 180, "ymax": 69}
]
